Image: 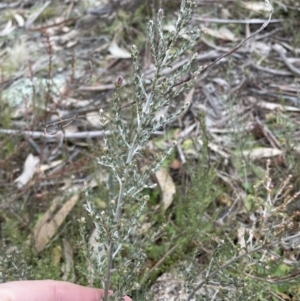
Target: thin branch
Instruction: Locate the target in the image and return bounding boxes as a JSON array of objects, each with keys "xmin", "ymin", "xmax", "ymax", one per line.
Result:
[{"xmin": 173, "ymin": 7, "xmax": 273, "ymax": 88}]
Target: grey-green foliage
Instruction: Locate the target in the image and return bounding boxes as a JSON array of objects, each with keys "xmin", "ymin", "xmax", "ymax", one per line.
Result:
[
  {"xmin": 0, "ymin": 242, "xmax": 31, "ymax": 282},
  {"xmin": 0, "ymin": 223, "xmax": 63, "ymax": 284},
  {"xmin": 81, "ymin": 1, "xmax": 202, "ymax": 300}
]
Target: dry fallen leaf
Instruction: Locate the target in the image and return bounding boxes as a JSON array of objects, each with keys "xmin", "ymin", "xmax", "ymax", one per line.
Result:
[
  {"xmin": 203, "ymin": 26, "xmax": 236, "ymax": 41},
  {"xmin": 241, "ymin": 1, "xmax": 272, "ymax": 12},
  {"xmin": 155, "ymin": 168, "xmax": 176, "ymax": 211},
  {"xmin": 14, "ymin": 154, "xmax": 40, "ymax": 188},
  {"xmin": 14, "ymin": 14, "xmax": 25, "ymax": 27},
  {"xmin": 163, "ymin": 23, "xmax": 190, "ymax": 40},
  {"xmin": 108, "ymin": 41, "xmax": 131, "ymax": 59},
  {"xmin": 86, "ymin": 112, "xmax": 101, "ymax": 128},
  {"xmin": 33, "ymin": 193, "xmax": 79, "ymax": 253},
  {"xmin": 237, "ymin": 227, "xmax": 247, "ymax": 249},
  {"xmin": 242, "ymin": 148, "xmax": 283, "ymax": 160},
  {"xmin": 0, "ymin": 20, "xmax": 15, "ymax": 37},
  {"xmin": 248, "ymin": 97, "xmax": 300, "ymax": 112},
  {"xmin": 39, "ymin": 160, "xmax": 63, "ymax": 172},
  {"xmin": 291, "ymin": 144, "xmax": 300, "ymax": 154}
]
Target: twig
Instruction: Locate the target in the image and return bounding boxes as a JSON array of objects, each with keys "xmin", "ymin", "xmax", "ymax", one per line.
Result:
[
  {"xmin": 147, "ymin": 244, "xmax": 179, "ymax": 276},
  {"xmin": 25, "ymin": 1, "xmax": 51, "ymax": 29},
  {"xmin": 273, "ymin": 44, "xmax": 300, "ymax": 77},
  {"xmin": 188, "ymin": 231, "xmax": 300, "ymax": 300},
  {"xmin": 187, "ymin": 244, "xmax": 265, "ymax": 300},
  {"xmin": 0, "ymin": 1, "xmax": 21, "ymax": 10},
  {"xmin": 248, "ymin": 60, "xmax": 291, "ymax": 76},
  {"xmin": 44, "ymin": 115, "xmax": 79, "ymax": 135},
  {"xmin": 0, "ymin": 129, "xmax": 109, "ymax": 140},
  {"xmin": 193, "ymin": 16, "xmax": 281, "ymax": 24},
  {"xmin": 173, "ymin": 7, "xmax": 273, "ymax": 88},
  {"xmin": 254, "ymin": 117, "xmax": 282, "ymax": 150}
]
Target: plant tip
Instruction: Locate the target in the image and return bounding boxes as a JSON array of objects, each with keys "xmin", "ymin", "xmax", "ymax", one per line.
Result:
[
  {"xmin": 158, "ymin": 8, "xmax": 164, "ymax": 18},
  {"xmin": 115, "ymin": 75, "xmax": 124, "ymax": 87}
]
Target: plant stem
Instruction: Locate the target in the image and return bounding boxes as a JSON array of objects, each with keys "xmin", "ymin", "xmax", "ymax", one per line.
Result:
[{"xmin": 103, "ymin": 241, "xmax": 114, "ymax": 301}]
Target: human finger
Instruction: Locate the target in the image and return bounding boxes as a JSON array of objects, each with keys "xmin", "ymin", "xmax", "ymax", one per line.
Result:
[{"xmin": 0, "ymin": 280, "xmax": 105, "ymax": 301}]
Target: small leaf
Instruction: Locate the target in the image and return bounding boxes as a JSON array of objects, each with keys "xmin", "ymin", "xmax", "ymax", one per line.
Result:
[
  {"xmin": 108, "ymin": 41, "xmax": 131, "ymax": 59},
  {"xmin": 242, "ymin": 148, "xmax": 283, "ymax": 160},
  {"xmin": 0, "ymin": 20, "xmax": 15, "ymax": 37},
  {"xmin": 14, "ymin": 14, "xmax": 25, "ymax": 27},
  {"xmin": 14, "ymin": 154, "xmax": 40, "ymax": 188},
  {"xmin": 155, "ymin": 168, "xmax": 176, "ymax": 211}
]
